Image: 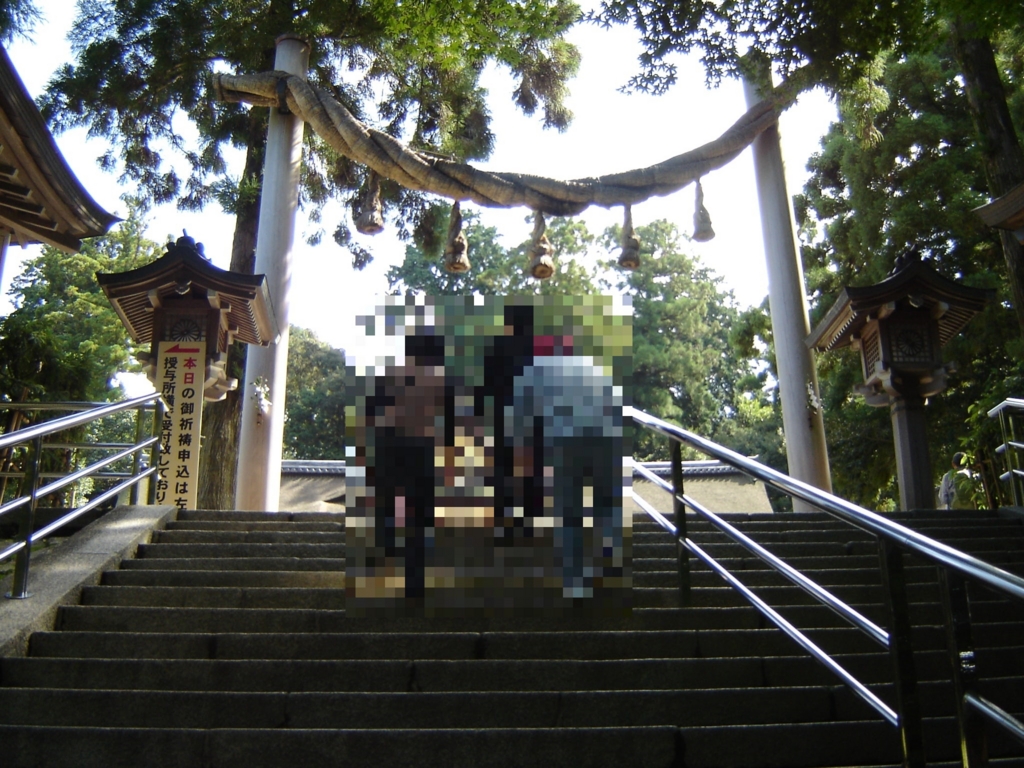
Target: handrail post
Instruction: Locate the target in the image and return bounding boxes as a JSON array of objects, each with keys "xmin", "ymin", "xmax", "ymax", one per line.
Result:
[
  {"xmin": 7, "ymin": 435, "xmax": 43, "ymax": 599},
  {"xmin": 940, "ymin": 568, "xmax": 988, "ymax": 767},
  {"xmin": 148, "ymin": 402, "xmax": 163, "ymax": 505},
  {"xmin": 1010, "ymin": 411, "xmax": 1023, "ymax": 507},
  {"xmin": 130, "ymin": 403, "xmax": 146, "ymax": 505},
  {"xmin": 878, "ymin": 539, "xmax": 926, "ymax": 768},
  {"xmin": 671, "ymin": 442, "xmax": 691, "ymax": 605}
]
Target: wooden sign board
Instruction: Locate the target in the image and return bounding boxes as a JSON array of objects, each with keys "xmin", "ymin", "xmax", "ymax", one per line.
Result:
[{"xmin": 155, "ymin": 341, "xmax": 205, "ymax": 510}]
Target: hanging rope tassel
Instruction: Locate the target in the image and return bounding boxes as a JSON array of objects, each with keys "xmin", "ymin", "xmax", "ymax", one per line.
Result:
[
  {"xmin": 355, "ymin": 170, "xmax": 385, "ymax": 235},
  {"xmin": 692, "ymin": 178, "xmax": 716, "ymax": 242},
  {"xmin": 528, "ymin": 211, "xmax": 555, "ymax": 279},
  {"xmin": 443, "ymin": 201, "xmax": 470, "ymax": 273},
  {"xmin": 618, "ymin": 205, "xmax": 641, "ymax": 269}
]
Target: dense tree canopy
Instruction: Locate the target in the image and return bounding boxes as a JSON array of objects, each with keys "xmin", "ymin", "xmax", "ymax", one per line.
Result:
[
  {"xmin": 796, "ymin": 36, "xmax": 1023, "ymax": 509},
  {"xmin": 592, "ymin": 0, "xmax": 926, "ymax": 94},
  {"xmin": 601, "ymin": 221, "xmax": 781, "ymax": 467},
  {"xmin": 42, "ymin": 0, "xmax": 581, "ymax": 255},
  {"xmin": 283, "ymin": 326, "xmax": 346, "ymax": 461},
  {"xmin": 0, "ymin": 211, "xmax": 161, "ymax": 404},
  {"xmin": 42, "ymin": 0, "xmax": 581, "ymax": 507}
]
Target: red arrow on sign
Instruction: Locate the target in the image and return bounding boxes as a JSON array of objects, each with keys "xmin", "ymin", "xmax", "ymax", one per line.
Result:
[{"xmin": 166, "ymin": 344, "xmax": 201, "ymax": 353}]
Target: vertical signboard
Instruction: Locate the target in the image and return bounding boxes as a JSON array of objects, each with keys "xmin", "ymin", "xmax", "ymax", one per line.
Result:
[{"xmin": 155, "ymin": 341, "xmax": 205, "ymax": 510}]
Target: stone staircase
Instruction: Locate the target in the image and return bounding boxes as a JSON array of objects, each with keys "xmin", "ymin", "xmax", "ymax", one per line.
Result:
[{"xmin": 2, "ymin": 507, "xmax": 1024, "ymax": 767}]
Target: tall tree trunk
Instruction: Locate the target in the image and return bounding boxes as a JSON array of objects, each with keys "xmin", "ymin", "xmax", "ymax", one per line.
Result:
[
  {"xmin": 197, "ymin": 108, "xmax": 267, "ymax": 509},
  {"xmin": 951, "ymin": 19, "xmax": 1024, "ymax": 338}
]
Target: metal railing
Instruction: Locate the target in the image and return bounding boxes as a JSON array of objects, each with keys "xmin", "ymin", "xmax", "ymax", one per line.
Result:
[
  {"xmin": 988, "ymin": 398, "xmax": 1024, "ymax": 507},
  {"xmin": 626, "ymin": 405, "xmax": 1024, "ymax": 768},
  {"xmin": 0, "ymin": 393, "xmax": 166, "ymax": 599}
]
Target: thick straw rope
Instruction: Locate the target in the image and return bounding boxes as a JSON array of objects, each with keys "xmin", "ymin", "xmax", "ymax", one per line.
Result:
[{"xmin": 213, "ymin": 70, "xmax": 800, "ymax": 216}]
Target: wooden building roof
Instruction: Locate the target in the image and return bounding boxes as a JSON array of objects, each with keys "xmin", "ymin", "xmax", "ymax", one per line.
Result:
[
  {"xmin": 975, "ymin": 180, "xmax": 1024, "ymax": 237},
  {"xmin": 807, "ymin": 256, "xmax": 994, "ymax": 353},
  {"xmin": 0, "ymin": 46, "xmax": 117, "ymax": 252},
  {"xmin": 96, "ymin": 238, "xmax": 278, "ymax": 347}
]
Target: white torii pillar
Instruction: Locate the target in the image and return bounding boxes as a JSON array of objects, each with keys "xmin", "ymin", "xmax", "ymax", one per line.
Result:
[
  {"xmin": 236, "ymin": 35, "xmax": 309, "ymax": 511},
  {"xmin": 743, "ymin": 76, "xmax": 832, "ymax": 510}
]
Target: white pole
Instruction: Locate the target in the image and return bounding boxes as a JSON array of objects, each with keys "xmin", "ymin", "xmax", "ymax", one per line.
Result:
[
  {"xmin": 0, "ymin": 232, "xmax": 11, "ymax": 295},
  {"xmin": 235, "ymin": 35, "xmax": 309, "ymax": 511},
  {"xmin": 743, "ymin": 75, "xmax": 832, "ymax": 509}
]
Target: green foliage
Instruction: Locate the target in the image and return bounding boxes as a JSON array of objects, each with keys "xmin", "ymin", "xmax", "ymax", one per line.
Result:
[
  {"xmin": 283, "ymin": 326, "xmax": 346, "ymax": 460},
  {"xmin": 798, "ymin": 41, "xmax": 1024, "ymax": 509},
  {"xmin": 592, "ymin": 0, "xmax": 927, "ymax": 94},
  {"xmin": 0, "ymin": 0, "xmax": 38, "ymax": 42},
  {"xmin": 599, "ymin": 220, "xmax": 779, "ymax": 468},
  {"xmin": 42, "ymin": 0, "xmax": 581, "ymax": 259},
  {"xmin": 0, "ymin": 211, "xmax": 162, "ymax": 403}
]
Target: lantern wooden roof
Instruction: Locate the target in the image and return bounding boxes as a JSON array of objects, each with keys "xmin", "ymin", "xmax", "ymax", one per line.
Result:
[
  {"xmin": 96, "ymin": 237, "xmax": 279, "ymax": 347},
  {"xmin": 807, "ymin": 256, "xmax": 994, "ymax": 353},
  {"xmin": 974, "ymin": 180, "xmax": 1024, "ymax": 237},
  {"xmin": 0, "ymin": 46, "xmax": 117, "ymax": 252}
]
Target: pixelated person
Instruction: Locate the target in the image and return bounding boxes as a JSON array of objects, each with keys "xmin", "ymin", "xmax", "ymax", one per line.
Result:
[
  {"xmin": 367, "ymin": 330, "xmax": 447, "ymax": 599},
  {"xmin": 481, "ymin": 304, "xmax": 539, "ymax": 544},
  {"xmin": 489, "ymin": 303, "xmax": 624, "ymax": 598}
]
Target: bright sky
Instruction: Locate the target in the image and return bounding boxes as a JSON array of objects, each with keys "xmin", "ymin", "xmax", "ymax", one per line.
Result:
[{"xmin": 2, "ymin": 1, "xmax": 837, "ymax": 361}]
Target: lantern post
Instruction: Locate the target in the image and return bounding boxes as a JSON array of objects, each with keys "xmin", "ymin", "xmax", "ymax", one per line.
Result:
[
  {"xmin": 808, "ymin": 254, "xmax": 992, "ymax": 510},
  {"xmin": 98, "ymin": 234, "xmax": 278, "ymax": 511}
]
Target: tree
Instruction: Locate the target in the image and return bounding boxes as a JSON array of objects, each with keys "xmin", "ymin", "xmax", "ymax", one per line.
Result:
[
  {"xmin": 796, "ymin": 41, "xmax": 1022, "ymax": 509},
  {"xmin": 283, "ymin": 326, "xmax": 346, "ymax": 461},
  {"xmin": 594, "ymin": 0, "xmax": 1024, "ymax": 340},
  {"xmin": 42, "ymin": 0, "xmax": 581, "ymax": 507},
  {"xmin": 592, "ymin": 0, "xmax": 926, "ymax": 94},
  {"xmin": 0, "ymin": 210, "xmax": 162, "ymax": 403},
  {"xmin": 601, "ymin": 220, "xmax": 772, "ymax": 464},
  {"xmin": 0, "ymin": 0, "xmax": 37, "ymax": 41}
]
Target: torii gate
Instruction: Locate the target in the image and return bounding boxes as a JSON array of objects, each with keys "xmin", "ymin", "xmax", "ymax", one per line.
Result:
[{"xmin": 230, "ymin": 35, "xmax": 831, "ymax": 511}]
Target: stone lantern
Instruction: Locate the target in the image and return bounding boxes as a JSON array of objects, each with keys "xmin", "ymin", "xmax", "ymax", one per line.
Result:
[
  {"xmin": 807, "ymin": 254, "xmax": 993, "ymax": 510},
  {"xmin": 97, "ymin": 234, "xmax": 278, "ymax": 509}
]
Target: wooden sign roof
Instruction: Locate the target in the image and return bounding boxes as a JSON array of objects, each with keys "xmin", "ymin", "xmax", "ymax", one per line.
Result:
[
  {"xmin": 96, "ymin": 238, "xmax": 279, "ymax": 347},
  {"xmin": 807, "ymin": 256, "xmax": 994, "ymax": 353},
  {"xmin": 974, "ymin": 180, "xmax": 1024, "ymax": 236},
  {"xmin": 0, "ymin": 45, "xmax": 117, "ymax": 252}
]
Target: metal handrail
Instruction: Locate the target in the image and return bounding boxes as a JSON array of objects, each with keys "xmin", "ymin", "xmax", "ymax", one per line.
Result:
[
  {"xmin": 629, "ymin": 486, "xmax": 899, "ymax": 725},
  {"xmin": 989, "ymin": 398, "xmax": 1024, "ymax": 508},
  {"xmin": 627, "ymin": 405, "xmax": 1024, "ymax": 767},
  {"xmin": 986, "ymin": 398, "xmax": 1024, "ymax": 419},
  {"xmin": 632, "ymin": 460, "xmax": 891, "ymax": 647},
  {"xmin": 628, "ymin": 407, "xmax": 1024, "ymax": 603},
  {"xmin": 0, "ymin": 393, "xmax": 166, "ymax": 599}
]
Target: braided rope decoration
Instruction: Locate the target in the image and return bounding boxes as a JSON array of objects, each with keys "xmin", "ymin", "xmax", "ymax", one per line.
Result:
[{"xmin": 213, "ymin": 70, "xmax": 801, "ymax": 217}]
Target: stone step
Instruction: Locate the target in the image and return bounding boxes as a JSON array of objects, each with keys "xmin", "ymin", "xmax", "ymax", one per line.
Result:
[
  {"xmin": 118, "ymin": 557, "xmax": 345, "ymax": 571},
  {"xmin": 51, "ymin": 603, "xmax": 813, "ymax": 633},
  {"xmin": 23, "ymin": 627, "xmax": 886, "ymax": 661},
  {"xmin": 632, "ymin": 538, "xmax": 1024, "ymax": 559},
  {"xmin": 0, "ymin": 725, "xmax": 680, "ymax": 768},
  {"xmin": 9, "ymin": 717, "xmax": 1020, "ymax": 768},
  {"xmin": 631, "ymin": 524, "xmax": 1024, "ymax": 544},
  {"xmin": 165, "ymin": 520, "xmax": 344, "ymax": 532},
  {"xmin": 101, "ymin": 569, "xmax": 345, "ymax": 588},
  {"xmin": 80, "ymin": 586, "xmax": 347, "ymax": 610},
  {"xmin": 9, "ymin": 644, "xmax": 1020, "ymax": 696},
  {"xmin": 152, "ymin": 529, "xmax": 345, "ymax": 544},
  {"xmin": 175, "ymin": 510, "xmax": 345, "ymax": 523},
  {"xmin": 633, "ymin": 554, "xmax": 1022, "ymax": 575},
  {"xmin": 0, "ymin": 652, "xmax": 913, "ymax": 693},
  {"xmin": 136, "ymin": 542, "xmax": 346, "ymax": 558},
  {"xmin": 14, "ymin": 678, "xmax": 1016, "ymax": 728}
]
